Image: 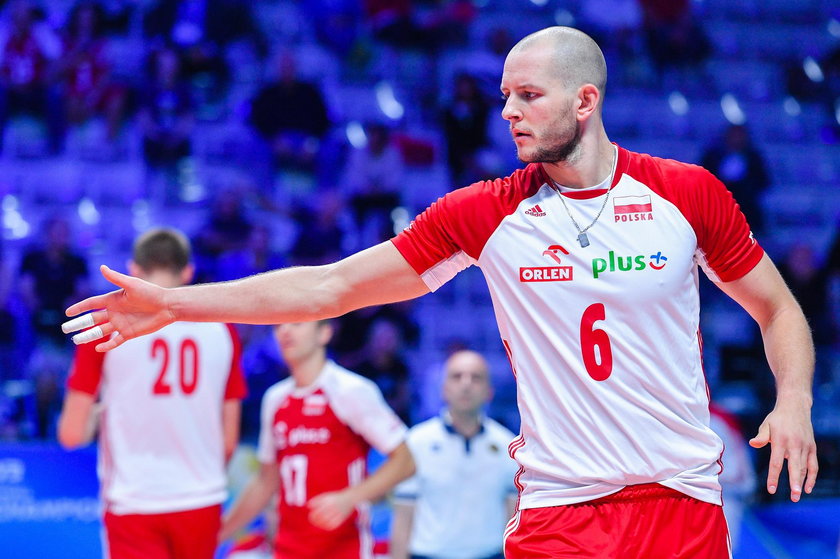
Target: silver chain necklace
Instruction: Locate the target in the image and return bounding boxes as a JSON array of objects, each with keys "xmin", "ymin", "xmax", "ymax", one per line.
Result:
[{"xmin": 553, "ymin": 146, "xmax": 618, "ymax": 248}]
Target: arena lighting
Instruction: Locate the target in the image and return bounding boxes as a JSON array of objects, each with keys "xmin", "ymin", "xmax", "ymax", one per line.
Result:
[
  {"xmin": 346, "ymin": 121, "xmax": 367, "ymax": 149},
  {"xmin": 828, "ymin": 18, "xmax": 840, "ymax": 38},
  {"xmin": 530, "ymin": 0, "xmax": 549, "ymax": 6},
  {"xmin": 553, "ymin": 9, "xmax": 575, "ymax": 26},
  {"xmin": 720, "ymin": 93, "xmax": 746, "ymax": 125},
  {"xmin": 77, "ymin": 198, "xmax": 100, "ymax": 226},
  {"xmin": 783, "ymin": 97, "xmax": 802, "ymax": 117},
  {"xmin": 131, "ymin": 199, "xmax": 151, "ymax": 233},
  {"xmin": 375, "ymin": 81, "xmax": 404, "ymax": 120},
  {"xmin": 2, "ymin": 195, "xmax": 29, "ymax": 239},
  {"xmin": 391, "ymin": 206, "xmax": 410, "ymax": 235},
  {"xmin": 668, "ymin": 91, "xmax": 689, "ymax": 116},
  {"xmin": 835, "ymin": 99, "xmax": 840, "ymax": 126},
  {"xmin": 803, "ymin": 57, "xmax": 824, "ymax": 83}
]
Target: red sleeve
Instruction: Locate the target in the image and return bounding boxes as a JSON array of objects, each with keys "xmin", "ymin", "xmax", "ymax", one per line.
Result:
[
  {"xmin": 622, "ymin": 149, "xmax": 764, "ymax": 282},
  {"xmin": 224, "ymin": 324, "xmax": 248, "ymax": 400},
  {"xmin": 66, "ymin": 342, "xmax": 106, "ymax": 396},
  {"xmin": 392, "ymin": 165, "xmax": 543, "ymax": 275},
  {"xmin": 689, "ymin": 168, "xmax": 764, "ymax": 282}
]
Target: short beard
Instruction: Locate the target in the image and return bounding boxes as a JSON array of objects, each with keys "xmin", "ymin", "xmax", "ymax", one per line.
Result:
[{"xmin": 518, "ymin": 120, "xmax": 582, "ymax": 164}]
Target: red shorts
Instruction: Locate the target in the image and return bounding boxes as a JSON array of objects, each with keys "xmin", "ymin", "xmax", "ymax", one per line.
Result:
[
  {"xmin": 504, "ymin": 483, "xmax": 730, "ymax": 559},
  {"xmin": 104, "ymin": 504, "xmax": 221, "ymax": 559}
]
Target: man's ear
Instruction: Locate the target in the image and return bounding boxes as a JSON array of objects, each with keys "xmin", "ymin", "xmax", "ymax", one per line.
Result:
[
  {"xmin": 127, "ymin": 260, "xmax": 142, "ymax": 278},
  {"xmin": 576, "ymin": 84, "xmax": 600, "ymax": 121},
  {"xmin": 318, "ymin": 321, "xmax": 334, "ymax": 346},
  {"xmin": 180, "ymin": 263, "xmax": 195, "ymax": 285}
]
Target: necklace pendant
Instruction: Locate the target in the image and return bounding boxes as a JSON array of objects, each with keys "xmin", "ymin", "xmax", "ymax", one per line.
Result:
[{"xmin": 577, "ymin": 232, "xmax": 590, "ymax": 248}]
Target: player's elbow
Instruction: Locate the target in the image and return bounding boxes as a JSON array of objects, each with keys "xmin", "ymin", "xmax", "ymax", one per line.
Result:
[
  {"xmin": 315, "ymin": 264, "xmax": 354, "ymax": 318},
  {"xmin": 57, "ymin": 423, "xmax": 88, "ymax": 449},
  {"xmin": 392, "ymin": 442, "xmax": 416, "ymax": 481}
]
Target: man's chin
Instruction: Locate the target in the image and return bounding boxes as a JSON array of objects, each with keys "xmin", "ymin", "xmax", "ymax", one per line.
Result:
[{"xmin": 515, "ymin": 147, "xmax": 537, "ymax": 164}]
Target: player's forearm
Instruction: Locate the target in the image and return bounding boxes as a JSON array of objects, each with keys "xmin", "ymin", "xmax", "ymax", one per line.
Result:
[
  {"xmin": 168, "ymin": 243, "xmax": 428, "ymax": 326},
  {"xmin": 388, "ymin": 504, "xmax": 414, "ymax": 559},
  {"xmin": 345, "ymin": 443, "xmax": 415, "ymax": 508},
  {"xmin": 222, "ymin": 401, "xmax": 242, "ymax": 462},
  {"xmin": 169, "ymin": 265, "xmax": 344, "ymax": 325},
  {"xmin": 760, "ymin": 302, "xmax": 815, "ymax": 407},
  {"xmin": 220, "ymin": 471, "xmax": 277, "ymax": 541}
]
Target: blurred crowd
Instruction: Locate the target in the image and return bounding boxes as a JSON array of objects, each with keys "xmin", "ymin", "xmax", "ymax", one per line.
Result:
[{"xmin": 0, "ymin": 0, "xmax": 838, "ymax": 503}]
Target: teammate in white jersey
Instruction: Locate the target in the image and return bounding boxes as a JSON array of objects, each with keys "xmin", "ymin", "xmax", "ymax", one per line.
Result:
[
  {"xmin": 58, "ymin": 228, "xmax": 247, "ymax": 559},
  {"xmin": 390, "ymin": 350, "xmax": 518, "ymax": 559},
  {"xmin": 64, "ymin": 27, "xmax": 817, "ymax": 559},
  {"xmin": 219, "ymin": 320, "xmax": 414, "ymax": 559}
]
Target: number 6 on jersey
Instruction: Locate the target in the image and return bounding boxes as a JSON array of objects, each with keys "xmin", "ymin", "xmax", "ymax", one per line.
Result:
[{"xmin": 580, "ymin": 303, "xmax": 612, "ymax": 381}]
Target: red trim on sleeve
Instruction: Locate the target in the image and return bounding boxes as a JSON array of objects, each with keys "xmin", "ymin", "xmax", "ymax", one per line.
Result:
[
  {"xmin": 392, "ymin": 165, "xmax": 544, "ymax": 274},
  {"xmin": 67, "ymin": 342, "xmax": 106, "ymax": 396},
  {"xmin": 620, "ymin": 147, "xmax": 764, "ymax": 282},
  {"xmin": 224, "ymin": 324, "xmax": 248, "ymax": 400}
]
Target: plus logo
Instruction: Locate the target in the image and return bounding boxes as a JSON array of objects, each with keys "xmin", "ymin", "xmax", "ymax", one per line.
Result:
[
  {"xmin": 591, "ymin": 250, "xmax": 669, "ymax": 279},
  {"xmin": 649, "ymin": 251, "xmax": 668, "ymax": 270},
  {"xmin": 520, "ymin": 244, "xmax": 574, "ymax": 282}
]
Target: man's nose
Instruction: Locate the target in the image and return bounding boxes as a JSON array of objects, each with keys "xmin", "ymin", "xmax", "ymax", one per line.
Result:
[{"xmin": 501, "ymin": 98, "xmax": 521, "ymax": 122}]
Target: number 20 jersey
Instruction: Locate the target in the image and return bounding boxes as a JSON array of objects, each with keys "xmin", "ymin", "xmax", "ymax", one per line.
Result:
[
  {"xmin": 392, "ymin": 145, "xmax": 764, "ymax": 510},
  {"xmin": 68, "ymin": 322, "xmax": 247, "ymax": 514}
]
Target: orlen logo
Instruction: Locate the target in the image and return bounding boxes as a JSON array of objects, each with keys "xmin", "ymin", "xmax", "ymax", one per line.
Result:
[
  {"xmin": 592, "ymin": 251, "xmax": 668, "ymax": 279},
  {"xmin": 520, "ymin": 244, "xmax": 574, "ymax": 282}
]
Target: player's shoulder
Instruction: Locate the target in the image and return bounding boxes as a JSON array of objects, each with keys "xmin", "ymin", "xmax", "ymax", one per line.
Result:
[
  {"xmin": 623, "ymin": 147, "xmax": 716, "ymax": 189},
  {"xmin": 454, "ymin": 163, "xmax": 546, "ymax": 203},
  {"xmin": 407, "ymin": 416, "xmax": 447, "ymax": 442},
  {"xmin": 261, "ymin": 378, "xmax": 295, "ymax": 407},
  {"xmin": 321, "ymin": 361, "xmax": 382, "ymax": 398}
]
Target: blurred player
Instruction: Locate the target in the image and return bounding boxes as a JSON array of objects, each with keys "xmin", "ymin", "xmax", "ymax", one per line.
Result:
[
  {"xmin": 65, "ymin": 26, "xmax": 817, "ymax": 557},
  {"xmin": 58, "ymin": 228, "xmax": 246, "ymax": 559},
  {"xmin": 390, "ymin": 350, "xmax": 518, "ymax": 559},
  {"xmin": 709, "ymin": 403, "xmax": 757, "ymax": 552},
  {"xmin": 219, "ymin": 320, "xmax": 414, "ymax": 559}
]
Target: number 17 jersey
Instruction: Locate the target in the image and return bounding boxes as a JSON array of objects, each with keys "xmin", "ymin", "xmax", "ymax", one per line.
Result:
[
  {"xmin": 257, "ymin": 360, "xmax": 407, "ymax": 559},
  {"xmin": 392, "ymin": 145, "xmax": 764, "ymax": 510}
]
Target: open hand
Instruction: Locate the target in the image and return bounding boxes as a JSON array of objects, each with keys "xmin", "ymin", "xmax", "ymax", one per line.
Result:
[
  {"xmin": 749, "ymin": 401, "xmax": 818, "ymax": 502},
  {"xmin": 62, "ymin": 265, "xmax": 176, "ymax": 352}
]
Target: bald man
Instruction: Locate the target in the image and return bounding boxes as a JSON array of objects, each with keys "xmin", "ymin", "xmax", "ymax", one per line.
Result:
[
  {"xmin": 67, "ymin": 26, "xmax": 816, "ymax": 558},
  {"xmin": 390, "ymin": 350, "xmax": 517, "ymax": 559}
]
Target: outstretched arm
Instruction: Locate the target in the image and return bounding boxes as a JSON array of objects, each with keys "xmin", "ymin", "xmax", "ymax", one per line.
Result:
[
  {"xmin": 307, "ymin": 442, "xmax": 415, "ymax": 531},
  {"xmin": 716, "ymin": 253, "xmax": 817, "ymax": 502},
  {"xmin": 64, "ymin": 242, "xmax": 430, "ymax": 351}
]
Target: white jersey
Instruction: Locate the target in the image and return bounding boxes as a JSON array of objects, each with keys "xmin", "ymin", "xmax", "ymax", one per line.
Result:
[
  {"xmin": 68, "ymin": 322, "xmax": 247, "ymax": 515},
  {"xmin": 392, "ymin": 145, "xmax": 764, "ymax": 509},
  {"xmin": 394, "ymin": 413, "xmax": 518, "ymax": 558}
]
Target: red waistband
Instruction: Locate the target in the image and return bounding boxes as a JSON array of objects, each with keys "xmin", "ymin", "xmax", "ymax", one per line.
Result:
[{"xmin": 588, "ymin": 483, "xmax": 687, "ymax": 505}]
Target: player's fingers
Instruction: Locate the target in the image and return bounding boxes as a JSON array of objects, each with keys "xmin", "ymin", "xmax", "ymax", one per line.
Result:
[
  {"xmin": 766, "ymin": 441, "xmax": 784, "ymax": 495},
  {"xmin": 787, "ymin": 448, "xmax": 804, "ymax": 502},
  {"xmin": 71, "ymin": 323, "xmax": 113, "ymax": 345},
  {"xmin": 62, "ymin": 310, "xmax": 109, "ymax": 334},
  {"xmin": 95, "ymin": 331, "xmax": 125, "ymax": 353},
  {"xmin": 749, "ymin": 422, "xmax": 770, "ymax": 448},
  {"xmin": 66, "ymin": 292, "xmax": 118, "ymax": 317},
  {"xmin": 100, "ymin": 265, "xmax": 133, "ymax": 289},
  {"xmin": 804, "ymin": 447, "xmax": 819, "ymax": 494}
]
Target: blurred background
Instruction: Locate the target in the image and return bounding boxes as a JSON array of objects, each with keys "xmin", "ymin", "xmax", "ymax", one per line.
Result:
[{"xmin": 0, "ymin": 0, "xmax": 837, "ymax": 557}]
